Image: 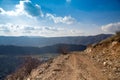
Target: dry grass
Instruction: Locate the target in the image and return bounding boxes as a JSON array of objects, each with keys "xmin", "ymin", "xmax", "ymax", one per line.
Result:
[{"xmin": 6, "ymin": 57, "xmax": 41, "ymax": 80}]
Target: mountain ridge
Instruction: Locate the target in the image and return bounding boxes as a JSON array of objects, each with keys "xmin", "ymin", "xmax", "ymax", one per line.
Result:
[
  {"xmin": 0, "ymin": 44, "xmax": 86, "ymax": 56},
  {"xmin": 0, "ymin": 34, "xmax": 112, "ymax": 47}
]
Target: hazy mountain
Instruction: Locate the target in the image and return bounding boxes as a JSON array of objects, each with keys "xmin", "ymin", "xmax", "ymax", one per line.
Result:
[
  {"xmin": 0, "ymin": 34, "xmax": 112, "ymax": 47},
  {"xmin": 0, "ymin": 44, "xmax": 86, "ymax": 56}
]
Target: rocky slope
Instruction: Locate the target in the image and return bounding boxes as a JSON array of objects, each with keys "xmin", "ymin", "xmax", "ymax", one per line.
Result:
[
  {"xmin": 85, "ymin": 34, "xmax": 120, "ymax": 80},
  {"xmin": 7, "ymin": 34, "xmax": 120, "ymax": 80}
]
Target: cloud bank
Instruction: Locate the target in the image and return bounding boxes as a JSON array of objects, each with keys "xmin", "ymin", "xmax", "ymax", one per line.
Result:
[
  {"xmin": 0, "ymin": 23, "xmax": 83, "ymax": 37},
  {"xmin": 101, "ymin": 22, "xmax": 120, "ymax": 33}
]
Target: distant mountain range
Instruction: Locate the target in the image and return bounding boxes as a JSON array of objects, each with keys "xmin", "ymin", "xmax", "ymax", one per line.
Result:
[
  {"xmin": 0, "ymin": 44, "xmax": 86, "ymax": 55},
  {"xmin": 0, "ymin": 34, "xmax": 112, "ymax": 47}
]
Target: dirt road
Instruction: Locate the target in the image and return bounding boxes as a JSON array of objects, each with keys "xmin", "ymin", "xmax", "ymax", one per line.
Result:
[
  {"xmin": 69, "ymin": 53, "xmax": 107, "ymax": 80},
  {"xmin": 28, "ymin": 53, "xmax": 107, "ymax": 80}
]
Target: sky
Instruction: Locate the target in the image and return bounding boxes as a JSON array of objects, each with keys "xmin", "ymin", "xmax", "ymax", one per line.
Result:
[{"xmin": 0, "ymin": 0, "xmax": 120, "ymax": 37}]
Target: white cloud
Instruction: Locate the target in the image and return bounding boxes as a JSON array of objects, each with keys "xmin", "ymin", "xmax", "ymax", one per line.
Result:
[
  {"xmin": 24, "ymin": 1, "xmax": 44, "ymax": 17},
  {"xmin": 44, "ymin": 27, "xmax": 64, "ymax": 31},
  {"xmin": 46, "ymin": 13, "xmax": 75, "ymax": 24},
  {"xmin": 101, "ymin": 22, "xmax": 120, "ymax": 33},
  {"xmin": 0, "ymin": 0, "xmax": 43, "ymax": 17},
  {"xmin": 0, "ymin": 0, "xmax": 27, "ymax": 16}
]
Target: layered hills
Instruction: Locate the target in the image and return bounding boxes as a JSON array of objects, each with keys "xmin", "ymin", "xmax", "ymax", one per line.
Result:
[
  {"xmin": 6, "ymin": 33, "xmax": 120, "ymax": 80},
  {"xmin": 0, "ymin": 34, "xmax": 112, "ymax": 47},
  {"xmin": 0, "ymin": 44, "xmax": 86, "ymax": 56}
]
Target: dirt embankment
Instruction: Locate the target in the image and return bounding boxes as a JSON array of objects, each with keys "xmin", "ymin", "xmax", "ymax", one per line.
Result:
[{"xmin": 26, "ymin": 53, "xmax": 107, "ymax": 80}]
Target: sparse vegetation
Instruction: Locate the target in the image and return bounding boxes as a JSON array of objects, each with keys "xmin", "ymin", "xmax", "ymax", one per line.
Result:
[
  {"xmin": 116, "ymin": 31, "xmax": 120, "ymax": 35},
  {"xmin": 6, "ymin": 57, "xmax": 41, "ymax": 80},
  {"xmin": 0, "ymin": 56, "xmax": 22, "ymax": 80},
  {"xmin": 58, "ymin": 45, "xmax": 69, "ymax": 55},
  {"xmin": 87, "ymin": 34, "xmax": 120, "ymax": 80}
]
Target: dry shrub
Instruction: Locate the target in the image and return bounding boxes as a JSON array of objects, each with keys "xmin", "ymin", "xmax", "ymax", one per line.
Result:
[
  {"xmin": 115, "ymin": 31, "xmax": 120, "ymax": 42},
  {"xmin": 58, "ymin": 45, "xmax": 69, "ymax": 55},
  {"xmin": 116, "ymin": 31, "xmax": 120, "ymax": 36},
  {"xmin": 6, "ymin": 57, "xmax": 41, "ymax": 80}
]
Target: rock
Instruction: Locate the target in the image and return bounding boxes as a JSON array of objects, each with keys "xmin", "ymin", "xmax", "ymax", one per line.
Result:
[{"xmin": 103, "ymin": 62, "xmax": 107, "ymax": 66}]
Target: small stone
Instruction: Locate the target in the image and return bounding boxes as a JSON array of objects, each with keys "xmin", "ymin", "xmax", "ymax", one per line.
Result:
[
  {"xmin": 103, "ymin": 62, "xmax": 107, "ymax": 66},
  {"xmin": 27, "ymin": 78, "xmax": 30, "ymax": 80}
]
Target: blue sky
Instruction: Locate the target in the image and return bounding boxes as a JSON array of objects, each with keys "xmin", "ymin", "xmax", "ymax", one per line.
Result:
[{"xmin": 0, "ymin": 0, "xmax": 120, "ymax": 37}]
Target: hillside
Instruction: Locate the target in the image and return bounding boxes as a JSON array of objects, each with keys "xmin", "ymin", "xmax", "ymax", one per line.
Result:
[
  {"xmin": 6, "ymin": 33, "xmax": 120, "ymax": 80},
  {"xmin": 85, "ymin": 33, "xmax": 120, "ymax": 80},
  {"xmin": 26, "ymin": 53, "xmax": 107, "ymax": 80},
  {"xmin": 0, "ymin": 44, "xmax": 86, "ymax": 56},
  {"xmin": 0, "ymin": 34, "xmax": 112, "ymax": 47}
]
